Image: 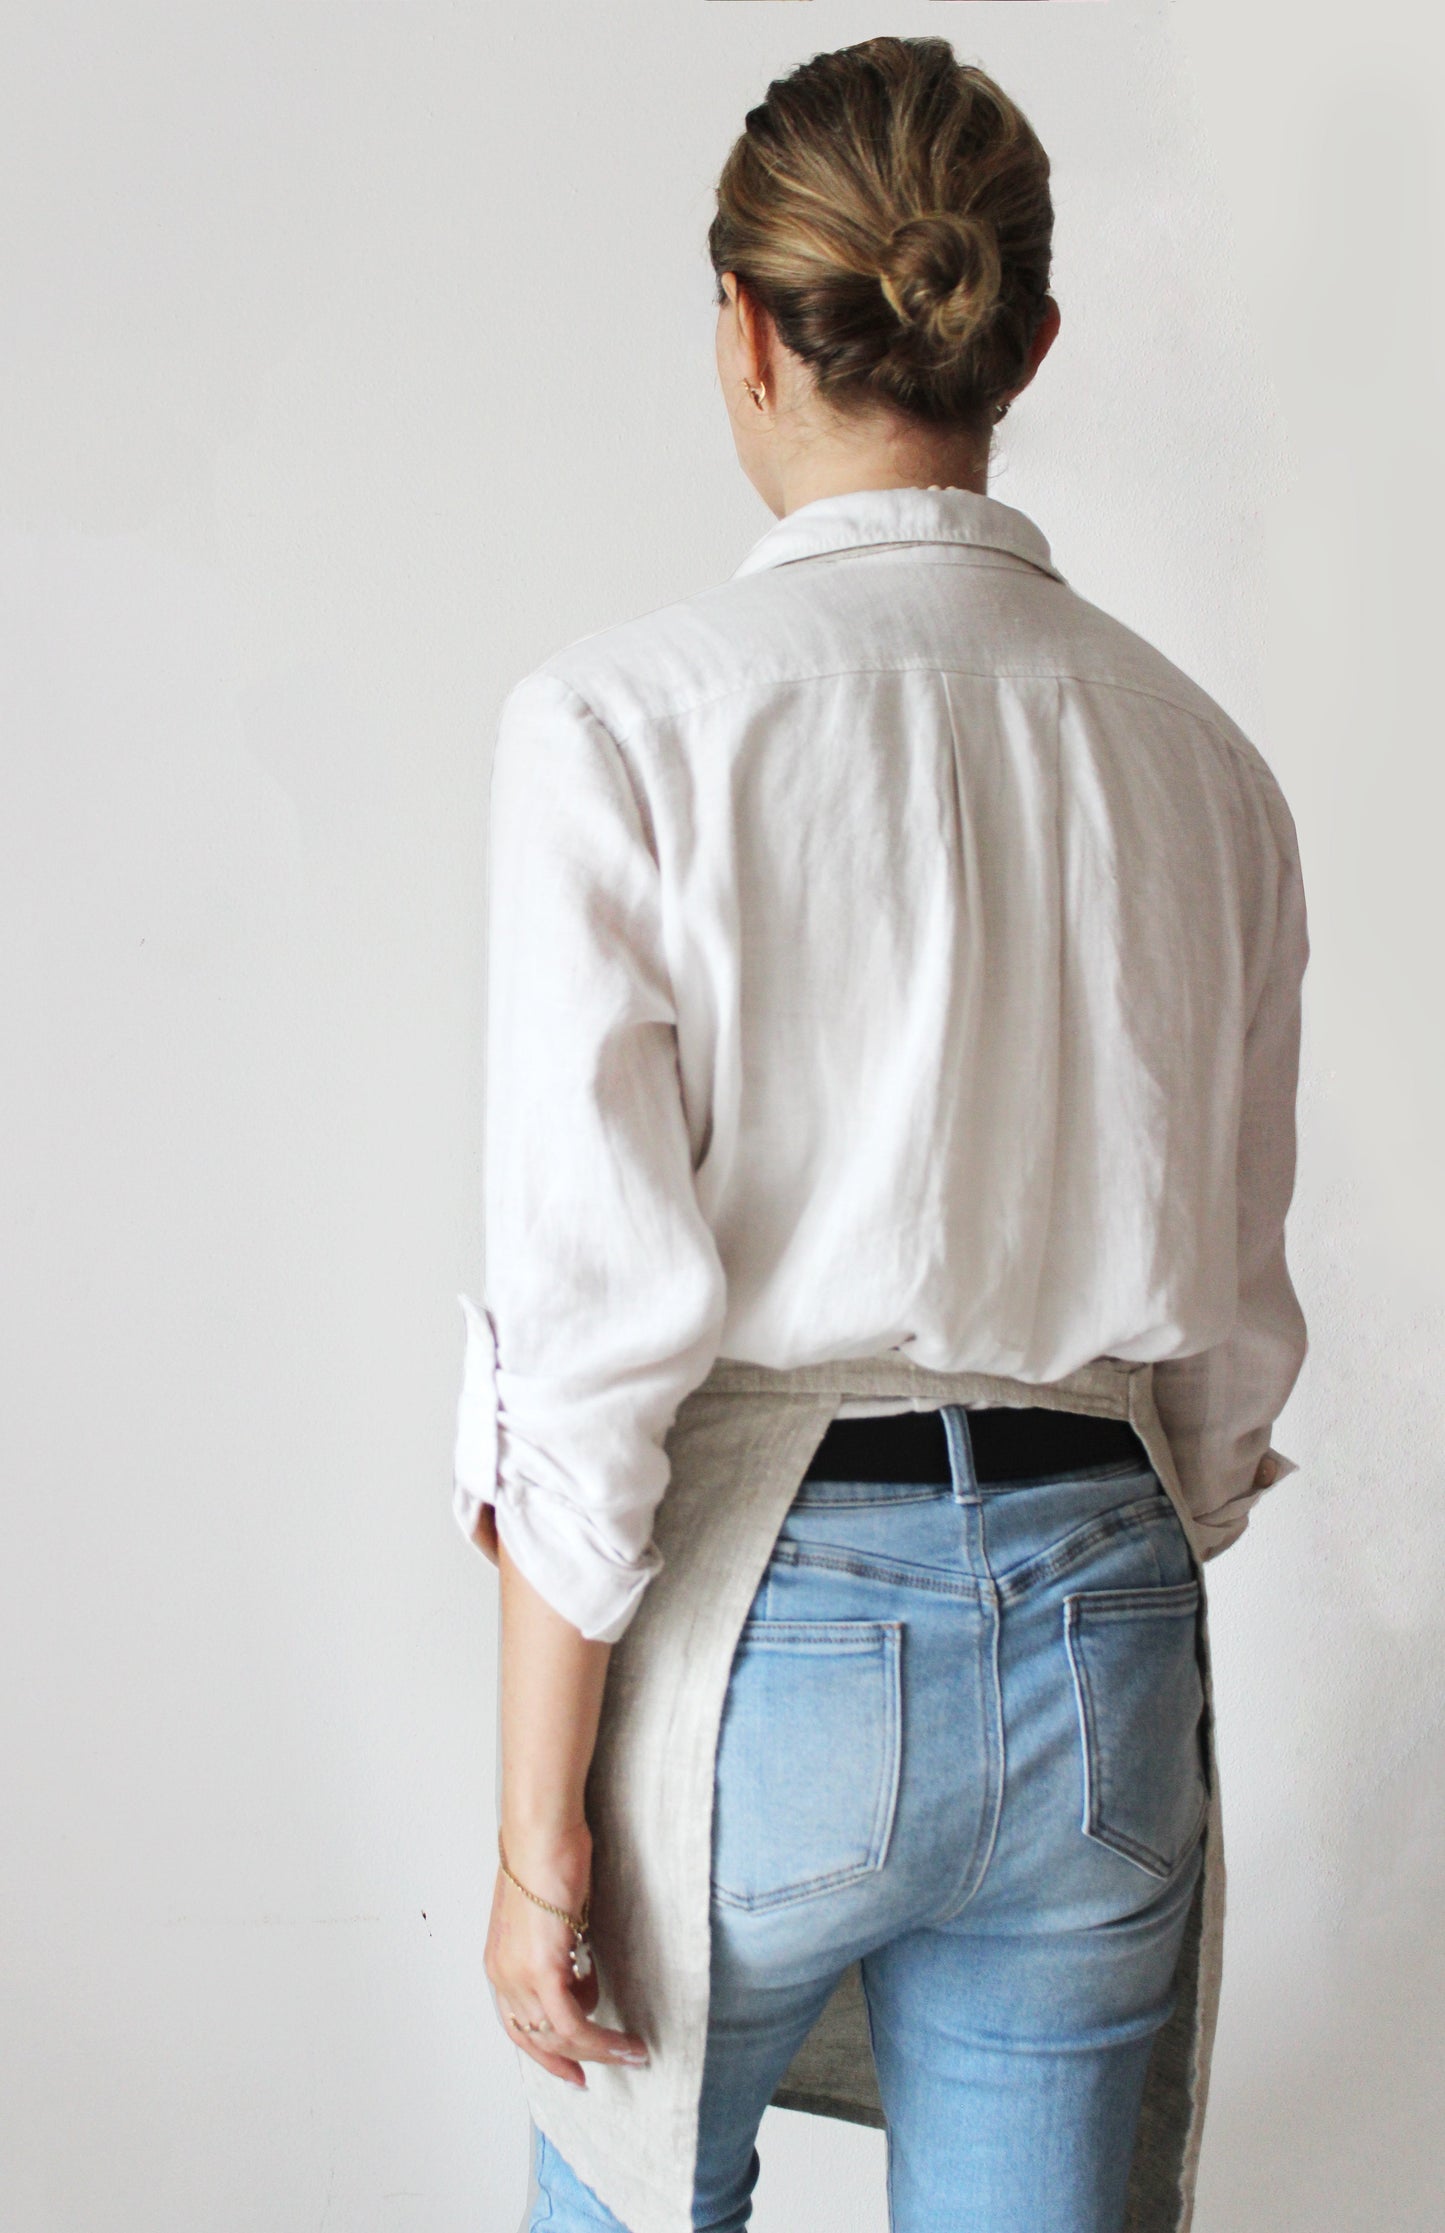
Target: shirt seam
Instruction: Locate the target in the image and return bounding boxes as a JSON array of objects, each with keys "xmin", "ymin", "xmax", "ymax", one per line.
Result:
[
  {"xmin": 516, "ymin": 664, "xmax": 1290, "ymax": 920},
  {"xmin": 519, "ymin": 672, "xmax": 663, "ymax": 868},
  {"xmin": 537, "ymin": 661, "xmax": 1274, "ymax": 802}
]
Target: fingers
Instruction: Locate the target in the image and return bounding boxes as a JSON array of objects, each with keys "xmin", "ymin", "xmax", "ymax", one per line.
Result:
[
  {"xmin": 484, "ymin": 1856, "xmax": 648, "ymax": 2088},
  {"xmin": 502, "ymin": 2007, "xmax": 587, "ymax": 2088},
  {"xmin": 498, "ymin": 1989, "xmax": 648, "ymax": 2090},
  {"xmin": 535, "ymin": 1972, "xmax": 649, "ymax": 2070}
]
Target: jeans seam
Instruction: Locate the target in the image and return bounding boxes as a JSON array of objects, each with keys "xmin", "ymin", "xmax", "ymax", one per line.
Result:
[
  {"xmin": 768, "ymin": 1538, "xmax": 986, "ymax": 1601},
  {"xmin": 792, "ymin": 1482, "xmax": 949, "ymax": 1507},
  {"xmin": 858, "ymin": 1967, "xmax": 897, "ymax": 2222},
  {"xmin": 957, "ymin": 1581, "xmax": 1006, "ymax": 1917},
  {"xmin": 769, "ymin": 1496, "xmax": 1174, "ymax": 1606},
  {"xmin": 931, "ymin": 1580, "xmax": 1005, "ymax": 1923},
  {"xmin": 991, "ymin": 1497, "xmax": 1172, "ymax": 1605}
]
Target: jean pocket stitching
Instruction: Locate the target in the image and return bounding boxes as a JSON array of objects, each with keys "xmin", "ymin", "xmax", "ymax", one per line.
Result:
[
  {"xmin": 1063, "ymin": 1582, "xmax": 1207, "ymax": 1880},
  {"xmin": 865, "ymin": 1621, "xmax": 904, "ymax": 1878},
  {"xmin": 711, "ymin": 1619, "xmax": 905, "ymax": 1912}
]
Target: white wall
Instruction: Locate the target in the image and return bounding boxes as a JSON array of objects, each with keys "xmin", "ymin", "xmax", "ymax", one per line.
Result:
[{"xmin": 2, "ymin": 4, "xmax": 1441, "ymax": 2227}]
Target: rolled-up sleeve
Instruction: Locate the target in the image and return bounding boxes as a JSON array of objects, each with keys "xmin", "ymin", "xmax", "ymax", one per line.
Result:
[
  {"xmin": 1153, "ymin": 782, "xmax": 1310, "ymax": 1558},
  {"xmin": 453, "ymin": 673, "xmax": 728, "ymax": 1642}
]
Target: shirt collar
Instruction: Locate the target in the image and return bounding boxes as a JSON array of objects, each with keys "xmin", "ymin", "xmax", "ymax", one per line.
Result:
[{"xmin": 730, "ymin": 483, "xmax": 1065, "ymax": 585}]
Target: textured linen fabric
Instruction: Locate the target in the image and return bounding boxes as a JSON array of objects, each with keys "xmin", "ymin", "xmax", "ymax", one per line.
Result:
[{"xmin": 453, "ymin": 485, "xmax": 1308, "ymax": 1643}]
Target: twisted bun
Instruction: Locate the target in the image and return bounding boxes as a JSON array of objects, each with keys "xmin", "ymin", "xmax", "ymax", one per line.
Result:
[
  {"xmin": 878, "ymin": 212, "xmax": 1003, "ymax": 358},
  {"xmin": 708, "ymin": 37, "xmax": 1052, "ymax": 432}
]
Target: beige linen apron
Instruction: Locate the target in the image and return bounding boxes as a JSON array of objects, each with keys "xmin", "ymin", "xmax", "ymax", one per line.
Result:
[{"xmin": 513, "ymin": 1352, "xmax": 1225, "ymax": 2233}]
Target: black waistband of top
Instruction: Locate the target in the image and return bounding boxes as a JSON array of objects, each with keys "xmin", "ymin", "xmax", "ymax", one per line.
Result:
[{"xmin": 803, "ymin": 1405, "xmax": 1148, "ymax": 1485}]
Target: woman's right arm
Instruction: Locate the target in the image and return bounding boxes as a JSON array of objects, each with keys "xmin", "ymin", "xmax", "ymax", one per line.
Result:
[
  {"xmin": 454, "ymin": 671, "xmax": 728, "ymax": 1642},
  {"xmin": 453, "ymin": 669, "xmax": 729, "ymax": 2057}
]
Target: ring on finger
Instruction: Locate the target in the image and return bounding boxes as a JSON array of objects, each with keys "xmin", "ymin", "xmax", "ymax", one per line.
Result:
[{"xmin": 508, "ymin": 2010, "xmax": 553, "ymax": 2036}]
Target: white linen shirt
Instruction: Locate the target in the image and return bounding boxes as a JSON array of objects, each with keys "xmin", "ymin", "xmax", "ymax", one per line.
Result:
[{"xmin": 453, "ymin": 485, "xmax": 1308, "ymax": 1643}]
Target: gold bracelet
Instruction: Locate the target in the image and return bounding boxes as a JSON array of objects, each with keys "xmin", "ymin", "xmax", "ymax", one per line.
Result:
[{"xmin": 497, "ymin": 1833, "xmax": 595, "ymax": 1981}]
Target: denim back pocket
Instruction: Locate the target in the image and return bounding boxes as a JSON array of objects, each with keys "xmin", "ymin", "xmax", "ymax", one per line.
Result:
[
  {"xmin": 1063, "ymin": 1579, "xmax": 1209, "ymax": 1880},
  {"xmin": 711, "ymin": 1619, "xmax": 904, "ymax": 1912}
]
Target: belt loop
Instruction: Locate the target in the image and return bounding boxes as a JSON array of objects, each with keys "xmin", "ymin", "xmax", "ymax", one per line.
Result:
[{"xmin": 940, "ymin": 1404, "xmax": 978, "ymax": 1500}]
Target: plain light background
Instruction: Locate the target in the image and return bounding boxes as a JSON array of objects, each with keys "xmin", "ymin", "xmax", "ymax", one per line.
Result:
[{"xmin": 2, "ymin": 3, "xmax": 1442, "ymax": 2227}]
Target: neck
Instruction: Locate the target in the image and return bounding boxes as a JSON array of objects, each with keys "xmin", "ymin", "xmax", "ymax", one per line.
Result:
[{"xmin": 771, "ymin": 433, "xmax": 992, "ymax": 518}]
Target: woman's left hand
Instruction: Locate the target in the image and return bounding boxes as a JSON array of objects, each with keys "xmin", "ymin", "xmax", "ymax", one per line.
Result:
[{"xmin": 484, "ymin": 1824, "xmax": 650, "ymax": 2088}]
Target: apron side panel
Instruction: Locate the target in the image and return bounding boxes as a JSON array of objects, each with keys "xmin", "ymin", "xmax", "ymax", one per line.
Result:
[
  {"xmin": 521, "ymin": 1387, "xmax": 845, "ymax": 2233},
  {"xmin": 1124, "ymin": 1362, "xmax": 1229, "ymax": 2233}
]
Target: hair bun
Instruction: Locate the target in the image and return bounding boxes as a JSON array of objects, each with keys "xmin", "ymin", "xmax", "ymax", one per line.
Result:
[
  {"xmin": 708, "ymin": 41, "xmax": 1053, "ymax": 430},
  {"xmin": 878, "ymin": 211, "xmax": 1003, "ymax": 354}
]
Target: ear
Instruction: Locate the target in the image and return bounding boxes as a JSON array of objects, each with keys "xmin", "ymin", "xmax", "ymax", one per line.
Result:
[
  {"xmin": 727, "ymin": 272, "xmax": 772, "ymax": 389},
  {"xmin": 1028, "ymin": 296, "xmax": 1062, "ymax": 376},
  {"xmin": 1004, "ymin": 298, "xmax": 1061, "ymax": 411}
]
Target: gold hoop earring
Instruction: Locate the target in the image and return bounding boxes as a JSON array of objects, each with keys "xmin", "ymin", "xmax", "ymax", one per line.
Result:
[
  {"xmin": 742, "ymin": 378, "xmax": 766, "ymax": 411},
  {"xmin": 993, "ymin": 398, "xmax": 1011, "ymax": 422}
]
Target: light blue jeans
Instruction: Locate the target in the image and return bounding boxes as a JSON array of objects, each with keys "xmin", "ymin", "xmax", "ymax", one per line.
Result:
[{"xmin": 529, "ymin": 1406, "xmax": 1210, "ymax": 2232}]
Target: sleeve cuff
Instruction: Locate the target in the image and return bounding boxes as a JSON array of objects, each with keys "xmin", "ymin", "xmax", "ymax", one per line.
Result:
[
  {"xmin": 491, "ymin": 1484, "xmax": 662, "ymax": 1644},
  {"xmin": 1191, "ymin": 1445, "xmax": 1299, "ymax": 1561},
  {"xmin": 452, "ymin": 1292, "xmax": 502, "ymax": 1549},
  {"xmin": 1193, "ymin": 1507, "xmax": 1252, "ymax": 1561},
  {"xmin": 451, "ymin": 1291, "xmax": 663, "ymax": 1642}
]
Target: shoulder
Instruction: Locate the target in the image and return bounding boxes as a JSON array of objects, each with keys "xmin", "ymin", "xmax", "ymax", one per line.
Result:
[
  {"xmin": 505, "ymin": 574, "xmax": 795, "ymax": 743},
  {"xmin": 1047, "ymin": 589, "xmax": 1265, "ymax": 766},
  {"xmin": 498, "ymin": 561, "xmax": 1297, "ymax": 853},
  {"xmin": 1051, "ymin": 590, "xmax": 1298, "ymax": 836}
]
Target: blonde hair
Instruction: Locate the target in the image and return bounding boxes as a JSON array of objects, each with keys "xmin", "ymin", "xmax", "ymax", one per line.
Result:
[{"xmin": 708, "ymin": 37, "xmax": 1054, "ymax": 433}]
